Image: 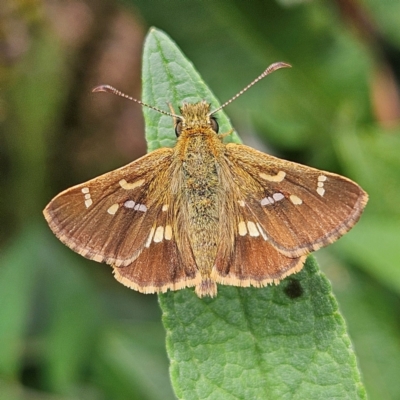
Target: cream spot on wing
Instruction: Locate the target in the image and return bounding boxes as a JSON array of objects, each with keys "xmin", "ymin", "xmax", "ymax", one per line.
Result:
[
  {"xmin": 247, "ymin": 221, "xmax": 260, "ymax": 237},
  {"xmin": 124, "ymin": 200, "xmax": 135, "ymax": 209},
  {"xmin": 162, "ymin": 204, "xmax": 169, "ymax": 211},
  {"xmin": 107, "ymin": 203, "xmax": 119, "ymax": 215},
  {"xmin": 317, "ymin": 187, "xmax": 325, "ymax": 197},
  {"xmin": 85, "ymin": 199, "xmax": 93, "ymax": 208},
  {"xmin": 290, "ymin": 195, "xmax": 303, "ymax": 205},
  {"xmin": 238, "ymin": 200, "xmax": 245, "ymax": 207},
  {"xmin": 256, "ymin": 223, "xmax": 268, "ymax": 241},
  {"xmin": 238, "ymin": 220, "xmax": 247, "ymax": 236},
  {"xmin": 164, "ymin": 225, "xmax": 172, "ymax": 240},
  {"xmin": 259, "ymin": 170, "xmax": 286, "ymax": 182},
  {"xmin": 153, "ymin": 226, "xmax": 164, "ymax": 243},
  {"xmin": 119, "ymin": 178, "xmax": 145, "ymax": 190},
  {"xmin": 84, "ymin": 193, "xmax": 90, "ymax": 200},
  {"xmin": 81, "ymin": 187, "xmax": 89, "ymax": 194},
  {"xmin": 145, "ymin": 226, "xmax": 155, "ymax": 248},
  {"xmin": 318, "ymin": 175, "xmax": 327, "ymax": 182}
]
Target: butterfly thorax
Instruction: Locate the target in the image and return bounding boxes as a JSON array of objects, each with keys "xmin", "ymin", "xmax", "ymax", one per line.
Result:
[{"xmin": 174, "ymin": 102, "xmax": 226, "ymax": 296}]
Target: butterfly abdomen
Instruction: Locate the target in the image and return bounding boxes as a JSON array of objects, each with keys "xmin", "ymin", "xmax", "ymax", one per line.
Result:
[{"xmin": 177, "ymin": 130, "xmax": 225, "ymax": 295}]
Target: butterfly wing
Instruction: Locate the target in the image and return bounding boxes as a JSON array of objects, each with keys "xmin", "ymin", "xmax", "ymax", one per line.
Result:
[
  {"xmin": 44, "ymin": 148, "xmax": 176, "ymax": 266},
  {"xmin": 44, "ymin": 148, "xmax": 202, "ymax": 293},
  {"xmin": 223, "ymin": 143, "xmax": 368, "ymax": 258},
  {"xmin": 211, "ymin": 142, "xmax": 367, "ymax": 288}
]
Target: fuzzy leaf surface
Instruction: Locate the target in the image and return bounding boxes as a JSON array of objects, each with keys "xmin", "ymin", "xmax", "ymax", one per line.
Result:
[{"xmin": 142, "ymin": 28, "xmax": 366, "ymax": 400}]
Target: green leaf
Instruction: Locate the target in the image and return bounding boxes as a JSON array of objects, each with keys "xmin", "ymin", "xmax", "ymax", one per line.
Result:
[
  {"xmin": 40, "ymin": 235, "xmax": 103, "ymax": 394},
  {"xmin": 142, "ymin": 28, "xmax": 366, "ymax": 400},
  {"xmin": 334, "ymin": 214, "xmax": 400, "ymax": 295},
  {"xmin": 94, "ymin": 324, "xmax": 175, "ymax": 400},
  {"xmin": 0, "ymin": 227, "xmax": 38, "ymax": 378},
  {"xmin": 323, "ymin": 257, "xmax": 400, "ymax": 400}
]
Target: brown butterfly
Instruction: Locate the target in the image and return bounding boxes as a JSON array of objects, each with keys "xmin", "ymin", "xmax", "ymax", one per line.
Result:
[{"xmin": 43, "ymin": 62, "xmax": 368, "ymax": 297}]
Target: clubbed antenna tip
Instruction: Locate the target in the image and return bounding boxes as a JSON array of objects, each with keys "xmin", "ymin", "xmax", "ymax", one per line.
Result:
[{"xmin": 209, "ymin": 62, "xmax": 291, "ymax": 115}]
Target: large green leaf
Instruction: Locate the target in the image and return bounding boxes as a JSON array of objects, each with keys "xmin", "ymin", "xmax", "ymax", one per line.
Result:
[{"xmin": 141, "ymin": 28, "xmax": 366, "ymax": 399}]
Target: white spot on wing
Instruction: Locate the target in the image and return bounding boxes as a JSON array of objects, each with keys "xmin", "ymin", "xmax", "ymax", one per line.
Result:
[
  {"xmin": 162, "ymin": 204, "xmax": 169, "ymax": 211},
  {"xmin": 273, "ymin": 193, "xmax": 284, "ymax": 202},
  {"xmin": 261, "ymin": 197, "xmax": 271, "ymax": 206},
  {"xmin": 133, "ymin": 203, "xmax": 147, "ymax": 212},
  {"xmin": 317, "ymin": 175, "xmax": 327, "ymax": 197},
  {"xmin": 124, "ymin": 200, "xmax": 135, "ymax": 209},
  {"xmin": 82, "ymin": 187, "xmax": 92, "ymax": 208}
]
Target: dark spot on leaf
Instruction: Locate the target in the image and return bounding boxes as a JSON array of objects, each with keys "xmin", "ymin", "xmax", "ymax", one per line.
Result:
[{"xmin": 284, "ymin": 279, "xmax": 303, "ymax": 299}]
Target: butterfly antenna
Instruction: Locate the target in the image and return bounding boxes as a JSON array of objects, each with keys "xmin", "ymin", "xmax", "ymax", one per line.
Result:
[
  {"xmin": 209, "ymin": 62, "xmax": 291, "ymax": 116},
  {"xmin": 92, "ymin": 85, "xmax": 182, "ymax": 119}
]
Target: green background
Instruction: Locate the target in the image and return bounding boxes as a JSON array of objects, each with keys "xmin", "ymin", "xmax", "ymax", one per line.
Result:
[{"xmin": 1, "ymin": 0, "xmax": 400, "ymax": 399}]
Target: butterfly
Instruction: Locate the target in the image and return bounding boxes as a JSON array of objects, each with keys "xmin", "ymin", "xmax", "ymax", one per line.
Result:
[{"xmin": 43, "ymin": 62, "xmax": 368, "ymax": 297}]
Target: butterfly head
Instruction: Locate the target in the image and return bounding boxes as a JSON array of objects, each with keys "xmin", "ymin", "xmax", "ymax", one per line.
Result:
[{"xmin": 175, "ymin": 101, "xmax": 219, "ymax": 136}]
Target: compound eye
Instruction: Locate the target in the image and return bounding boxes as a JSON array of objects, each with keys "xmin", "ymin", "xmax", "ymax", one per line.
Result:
[
  {"xmin": 175, "ymin": 120, "xmax": 183, "ymax": 137},
  {"xmin": 210, "ymin": 117, "xmax": 219, "ymax": 133}
]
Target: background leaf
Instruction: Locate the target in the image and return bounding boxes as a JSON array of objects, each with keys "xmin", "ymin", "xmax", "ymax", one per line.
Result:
[{"xmin": 142, "ymin": 28, "xmax": 366, "ymax": 400}]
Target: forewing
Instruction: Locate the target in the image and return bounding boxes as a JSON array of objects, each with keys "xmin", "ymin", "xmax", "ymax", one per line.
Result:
[
  {"xmin": 224, "ymin": 143, "xmax": 368, "ymax": 257},
  {"xmin": 43, "ymin": 148, "xmax": 174, "ymax": 266}
]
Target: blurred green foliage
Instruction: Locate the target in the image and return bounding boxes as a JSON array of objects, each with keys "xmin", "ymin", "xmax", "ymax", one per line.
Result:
[{"xmin": 1, "ymin": 0, "xmax": 400, "ymax": 399}]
